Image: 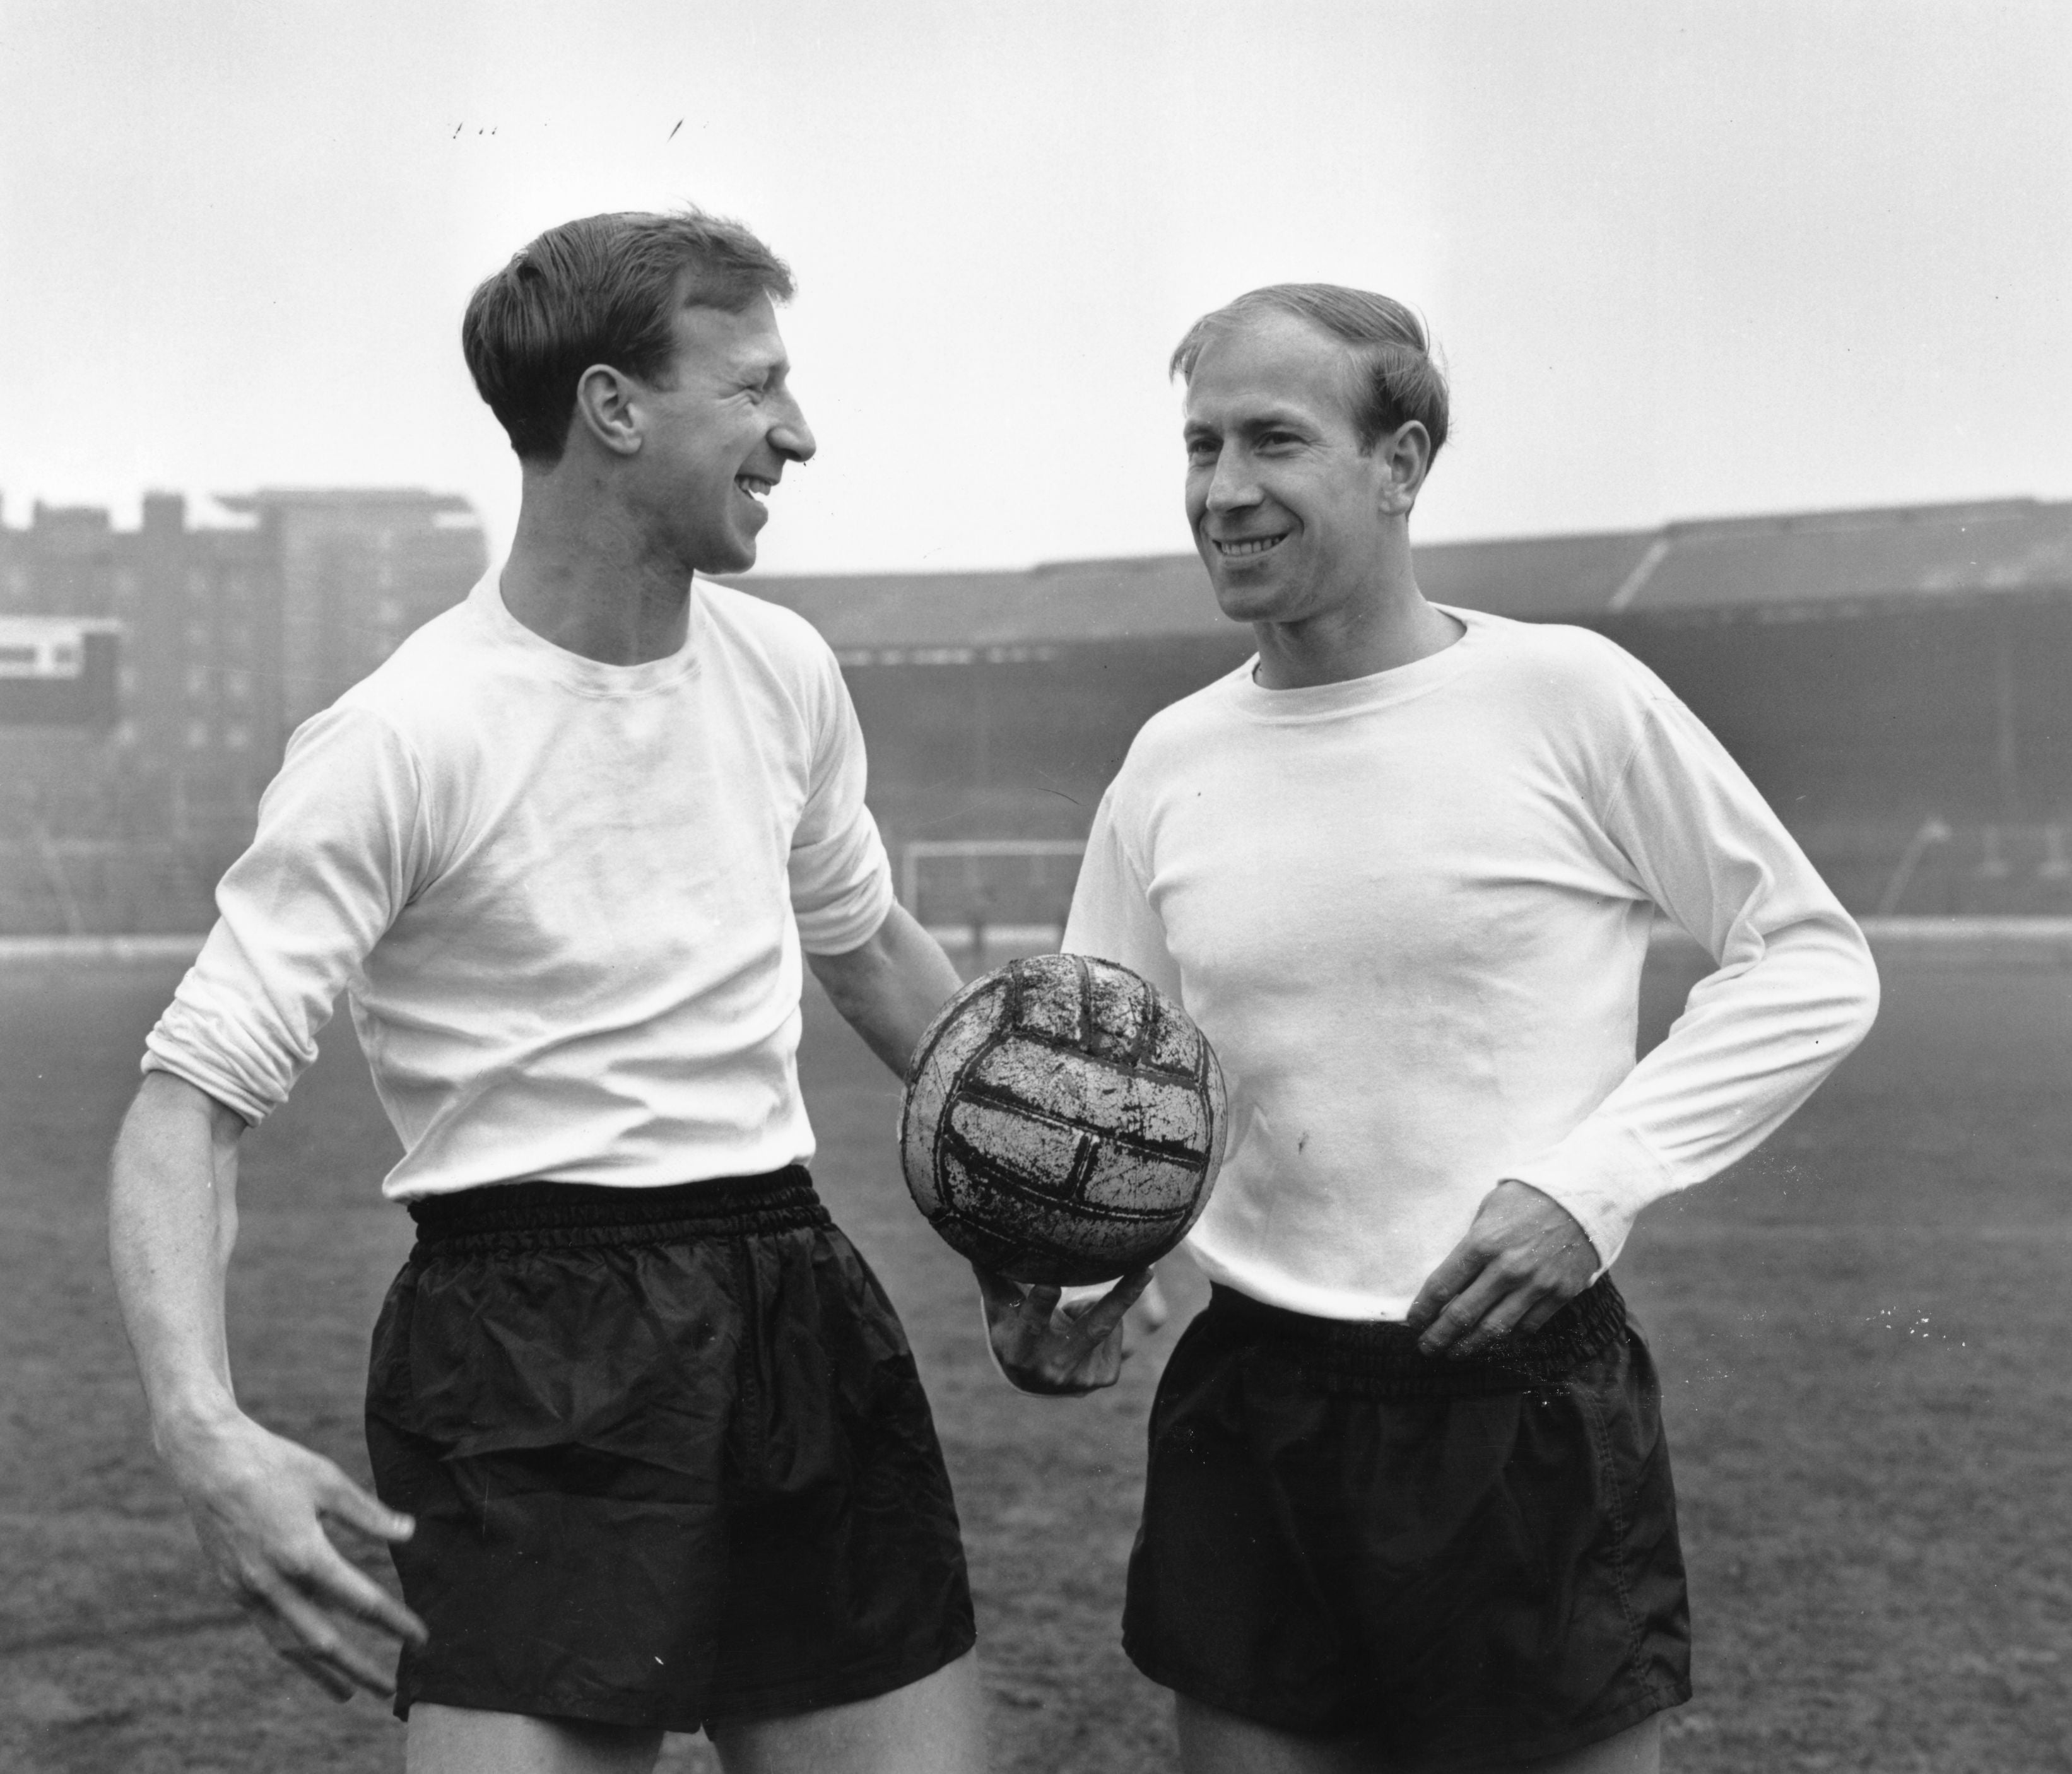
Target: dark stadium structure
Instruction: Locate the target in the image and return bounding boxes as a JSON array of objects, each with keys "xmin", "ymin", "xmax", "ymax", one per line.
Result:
[
  {"xmin": 1, "ymin": 491, "xmax": 2062, "ymax": 936},
  {"xmin": 742, "ymin": 498, "xmax": 2072, "ymax": 924}
]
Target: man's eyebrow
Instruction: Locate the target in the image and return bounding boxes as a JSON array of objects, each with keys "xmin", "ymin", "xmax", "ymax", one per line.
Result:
[
  {"xmin": 1235, "ymin": 404, "xmax": 1314, "ymax": 433},
  {"xmin": 1185, "ymin": 406, "xmax": 1314, "ymax": 440},
  {"xmin": 734, "ymin": 350, "xmax": 789, "ymax": 384}
]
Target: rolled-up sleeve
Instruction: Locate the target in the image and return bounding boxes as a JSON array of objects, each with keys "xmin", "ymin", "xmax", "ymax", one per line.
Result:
[
  {"xmin": 143, "ymin": 705, "xmax": 427, "ymax": 1124},
  {"xmin": 786, "ymin": 652, "xmax": 894, "ymax": 955}
]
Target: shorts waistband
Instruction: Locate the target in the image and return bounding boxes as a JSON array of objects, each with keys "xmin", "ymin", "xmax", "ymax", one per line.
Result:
[
  {"xmin": 1205, "ymin": 1276, "xmax": 1628, "ymax": 1397},
  {"xmin": 405, "ymin": 1166, "xmax": 828, "ymax": 1255}
]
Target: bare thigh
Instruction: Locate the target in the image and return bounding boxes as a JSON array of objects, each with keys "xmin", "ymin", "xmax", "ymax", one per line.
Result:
[
  {"xmin": 406, "ymin": 1705, "xmax": 664, "ymax": 1774},
  {"xmin": 1175, "ymin": 1696, "xmax": 1663, "ymax": 1774},
  {"xmin": 708, "ymin": 1648, "xmax": 986, "ymax": 1774}
]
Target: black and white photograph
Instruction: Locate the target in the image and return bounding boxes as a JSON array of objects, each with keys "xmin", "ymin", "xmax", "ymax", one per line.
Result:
[{"xmin": 1, "ymin": 4, "xmax": 2068, "ymax": 1770}]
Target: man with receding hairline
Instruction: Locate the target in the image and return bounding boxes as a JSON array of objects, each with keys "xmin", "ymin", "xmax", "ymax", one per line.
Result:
[
  {"xmin": 110, "ymin": 209, "xmax": 991, "ymax": 1774},
  {"xmin": 992, "ymin": 284, "xmax": 1879, "ymax": 1772}
]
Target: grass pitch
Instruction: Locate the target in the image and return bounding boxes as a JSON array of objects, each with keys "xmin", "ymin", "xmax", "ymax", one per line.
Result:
[{"xmin": 0, "ymin": 943, "xmax": 2067, "ymax": 1772}]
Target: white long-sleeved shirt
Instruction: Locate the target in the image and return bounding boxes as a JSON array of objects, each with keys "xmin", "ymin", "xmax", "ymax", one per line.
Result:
[
  {"xmin": 143, "ymin": 571, "xmax": 893, "ymax": 1199},
  {"xmin": 1062, "ymin": 606, "xmax": 1879, "ymax": 1320}
]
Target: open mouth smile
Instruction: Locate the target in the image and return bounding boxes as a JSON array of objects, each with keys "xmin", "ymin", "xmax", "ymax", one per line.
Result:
[
  {"xmin": 1213, "ymin": 534, "xmax": 1287, "ymax": 558},
  {"xmin": 736, "ymin": 475, "xmax": 775, "ymax": 505}
]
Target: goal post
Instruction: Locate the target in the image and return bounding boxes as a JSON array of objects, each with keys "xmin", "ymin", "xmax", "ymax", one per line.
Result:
[{"xmin": 899, "ymin": 838, "xmax": 1087, "ymax": 966}]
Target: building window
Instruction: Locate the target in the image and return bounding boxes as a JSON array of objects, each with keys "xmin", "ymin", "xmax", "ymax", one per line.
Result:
[
  {"xmin": 185, "ymin": 720, "xmax": 209, "ymax": 749},
  {"xmin": 224, "ymin": 724, "xmax": 251, "ymax": 751},
  {"xmin": 119, "ymin": 666, "xmax": 139, "ymax": 696},
  {"xmin": 114, "ymin": 720, "xmax": 139, "ymax": 749},
  {"xmin": 187, "ymin": 568, "xmax": 211, "ymax": 597},
  {"xmin": 187, "ymin": 621, "xmax": 210, "ymax": 651},
  {"xmin": 185, "ymin": 663, "xmax": 209, "ymax": 699},
  {"xmin": 376, "ymin": 597, "xmax": 404, "ymax": 625},
  {"xmin": 227, "ymin": 622, "xmax": 252, "ymax": 655},
  {"xmin": 224, "ymin": 667, "xmax": 251, "ymax": 702}
]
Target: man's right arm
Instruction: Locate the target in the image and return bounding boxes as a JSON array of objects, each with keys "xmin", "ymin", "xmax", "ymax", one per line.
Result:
[
  {"xmin": 109, "ymin": 1070, "xmax": 426, "ymax": 1700},
  {"xmin": 112, "ymin": 703, "xmax": 433, "ymax": 1698}
]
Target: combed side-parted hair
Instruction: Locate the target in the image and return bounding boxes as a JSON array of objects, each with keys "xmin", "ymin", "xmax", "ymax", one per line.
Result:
[
  {"xmin": 462, "ymin": 208, "xmax": 796, "ymax": 463},
  {"xmin": 1169, "ymin": 284, "xmax": 1449, "ymax": 461}
]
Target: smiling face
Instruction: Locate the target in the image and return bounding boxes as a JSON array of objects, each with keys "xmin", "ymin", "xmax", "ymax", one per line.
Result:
[
  {"xmin": 1182, "ymin": 311, "xmax": 1408, "ymax": 629},
  {"xmin": 627, "ymin": 291, "xmax": 815, "ymax": 576}
]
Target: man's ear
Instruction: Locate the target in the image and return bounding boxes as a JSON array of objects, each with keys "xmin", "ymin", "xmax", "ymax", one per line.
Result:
[
  {"xmin": 1374, "ymin": 420, "xmax": 1432, "ymax": 517},
  {"xmin": 571, "ymin": 363, "xmax": 644, "ymax": 458}
]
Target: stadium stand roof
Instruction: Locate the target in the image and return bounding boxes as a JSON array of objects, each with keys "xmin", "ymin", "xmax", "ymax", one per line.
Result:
[
  {"xmin": 736, "ymin": 497, "xmax": 2072, "ymax": 647},
  {"xmin": 1618, "ymin": 499, "xmax": 2072, "ymax": 616},
  {"xmin": 1416, "ymin": 529, "xmax": 1657, "ymax": 620},
  {"xmin": 726, "ymin": 555, "xmax": 1226, "ymax": 650}
]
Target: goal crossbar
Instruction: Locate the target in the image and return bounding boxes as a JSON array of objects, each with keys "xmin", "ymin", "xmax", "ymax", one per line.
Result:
[{"xmin": 898, "ymin": 839, "xmax": 1088, "ymax": 917}]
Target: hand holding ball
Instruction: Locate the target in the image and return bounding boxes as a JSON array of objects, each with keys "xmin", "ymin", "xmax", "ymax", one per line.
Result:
[{"xmin": 900, "ymin": 954, "xmax": 1227, "ymax": 1286}]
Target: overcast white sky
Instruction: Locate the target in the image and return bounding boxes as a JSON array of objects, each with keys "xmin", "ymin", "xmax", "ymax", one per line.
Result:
[{"xmin": 2, "ymin": 1, "xmax": 2067, "ymax": 574}]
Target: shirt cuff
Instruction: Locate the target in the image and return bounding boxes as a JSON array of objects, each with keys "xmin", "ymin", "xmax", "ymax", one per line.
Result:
[{"xmin": 1502, "ymin": 1119, "xmax": 1676, "ymax": 1275}]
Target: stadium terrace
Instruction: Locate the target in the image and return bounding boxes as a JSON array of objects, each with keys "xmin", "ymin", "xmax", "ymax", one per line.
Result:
[
  {"xmin": 2, "ymin": 492, "xmax": 2068, "ymax": 936},
  {"xmin": 737, "ymin": 496, "xmax": 2072, "ymax": 932}
]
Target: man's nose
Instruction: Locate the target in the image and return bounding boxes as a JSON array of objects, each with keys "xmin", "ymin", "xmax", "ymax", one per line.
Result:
[
  {"xmin": 772, "ymin": 394, "xmax": 816, "ymax": 464},
  {"xmin": 1204, "ymin": 450, "xmax": 1259, "ymax": 512}
]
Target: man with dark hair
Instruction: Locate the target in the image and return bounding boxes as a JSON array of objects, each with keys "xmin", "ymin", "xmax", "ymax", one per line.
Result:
[
  {"xmin": 461, "ymin": 209, "xmax": 796, "ymax": 464},
  {"xmin": 110, "ymin": 209, "xmax": 994, "ymax": 1773},
  {"xmin": 996, "ymin": 283, "xmax": 1880, "ymax": 1771}
]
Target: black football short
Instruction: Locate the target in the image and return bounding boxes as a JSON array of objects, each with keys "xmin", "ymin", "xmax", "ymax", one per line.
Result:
[
  {"xmin": 364, "ymin": 1168, "xmax": 975, "ymax": 1732},
  {"xmin": 1124, "ymin": 1279, "xmax": 1690, "ymax": 1768}
]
